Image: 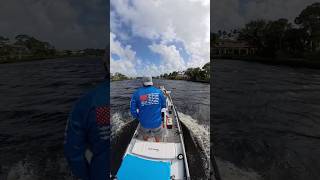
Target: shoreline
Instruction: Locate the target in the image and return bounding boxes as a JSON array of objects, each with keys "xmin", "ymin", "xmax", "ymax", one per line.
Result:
[
  {"xmin": 0, "ymin": 55, "xmax": 103, "ymax": 64},
  {"xmin": 111, "ymin": 79, "xmax": 209, "ymax": 84},
  {"xmin": 213, "ymin": 56, "xmax": 320, "ymax": 69},
  {"xmin": 155, "ymin": 78, "xmax": 209, "ymax": 84}
]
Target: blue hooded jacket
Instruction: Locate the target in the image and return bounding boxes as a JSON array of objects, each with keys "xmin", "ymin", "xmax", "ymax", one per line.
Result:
[
  {"xmin": 130, "ymin": 86, "xmax": 166, "ymax": 128},
  {"xmin": 64, "ymin": 81, "xmax": 109, "ymax": 180}
]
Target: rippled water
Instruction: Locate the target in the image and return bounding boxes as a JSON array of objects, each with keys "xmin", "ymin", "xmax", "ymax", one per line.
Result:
[
  {"xmin": 212, "ymin": 59, "xmax": 320, "ymax": 180},
  {"xmin": 0, "ymin": 57, "xmax": 105, "ymax": 179},
  {"xmin": 3, "ymin": 57, "xmax": 316, "ymax": 180},
  {"xmin": 0, "ymin": 58, "xmax": 211, "ymax": 179},
  {"xmin": 110, "ymin": 79, "xmax": 211, "ymax": 179},
  {"xmin": 111, "ymin": 79, "xmax": 210, "ymax": 125}
]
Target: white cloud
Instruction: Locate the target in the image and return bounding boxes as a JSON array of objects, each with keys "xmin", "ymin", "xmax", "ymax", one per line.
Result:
[
  {"xmin": 110, "ymin": 32, "xmax": 137, "ymax": 76},
  {"xmin": 111, "ymin": 0, "xmax": 210, "ymax": 76},
  {"xmin": 149, "ymin": 43, "xmax": 186, "ymax": 73}
]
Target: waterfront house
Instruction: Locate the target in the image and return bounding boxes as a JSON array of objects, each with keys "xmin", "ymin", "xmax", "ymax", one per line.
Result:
[
  {"xmin": 176, "ymin": 71, "xmax": 187, "ymax": 79},
  {"xmin": 212, "ymin": 39, "xmax": 257, "ymax": 57}
]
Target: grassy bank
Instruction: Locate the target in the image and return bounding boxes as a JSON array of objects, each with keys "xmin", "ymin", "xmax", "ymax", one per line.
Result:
[{"xmin": 214, "ymin": 56, "xmax": 320, "ymax": 69}]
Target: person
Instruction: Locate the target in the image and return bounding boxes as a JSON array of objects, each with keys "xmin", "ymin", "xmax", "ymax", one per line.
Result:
[
  {"xmin": 130, "ymin": 76, "xmax": 166, "ymax": 142},
  {"xmin": 64, "ymin": 51, "xmax": 110, "ymax": 180}
]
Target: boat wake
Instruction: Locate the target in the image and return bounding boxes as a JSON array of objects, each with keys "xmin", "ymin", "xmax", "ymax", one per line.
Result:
[
  {"xmin": 179, "ymin": 113, "xmax": 209, "ymax": 155},
  {"xmin": 178, "ymin": 112, "xmax": 211, "ymax": 179},
  {"xmin": 111, "ymin": 112, "xmax": 128, "ymax": 139}
]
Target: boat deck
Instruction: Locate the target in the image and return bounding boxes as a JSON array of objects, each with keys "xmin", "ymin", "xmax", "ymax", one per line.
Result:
[
  {"xmin": 117, "ymin": 88, "xmax": 189, "ymax": 180},
  {"xmin": 134, "ymin": 107, "xmax": 180, "ymax": 143}
]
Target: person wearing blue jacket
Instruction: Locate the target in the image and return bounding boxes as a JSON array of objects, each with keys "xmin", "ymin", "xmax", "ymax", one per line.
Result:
[
  {"xmin": 130, "ymin": 76, "xmax": 166, "ymax": 142},
  {"xmin": 64, "ymin": 54, "xmax": 110, "ymax": 180}
]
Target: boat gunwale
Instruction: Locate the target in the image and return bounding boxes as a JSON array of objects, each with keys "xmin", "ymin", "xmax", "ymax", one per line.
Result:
[{"xmin": 168, "ymin": 92, "xmax": 191, "ymax": 180}]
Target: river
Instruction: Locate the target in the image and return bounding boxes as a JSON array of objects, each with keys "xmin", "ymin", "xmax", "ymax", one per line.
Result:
[
  {"xmin": 1, "ymin": 57, "xmax": 318, "ymax": 180},
  {"xmin": 0, "ymin": 57, "xmax": 211, "ymax": 180},
  {"xmin": 212, "ymin": 59, "xmax": 320, "ymax": 180},
  {"xmin": 0, "ymin": 57, "xmax": 105, "ymax": 180}
]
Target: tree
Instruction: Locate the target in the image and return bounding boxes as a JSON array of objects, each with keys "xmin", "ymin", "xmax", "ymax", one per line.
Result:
[
  {"xmin": 14, "ymin": 34, "xmax": 56, "ymax": 56},
  {"xmin": 202, "ymin": 62, "xmax": 210, "ymax": 81},
  {"xmin": 264, "ymin": 18, "xmax": 292, "ymax": 56},
  {"xmin": 283, "ymin": 28, "xmax": 308, "ymax": 56},
  {"xmin": 238, "ymin": 19, "xmax": 268, "ymax": 51},
  {"xmin": 165, "ymin": 73, "xmax": 169, "ymax": 78},
  {"xmin": 222, "ymin": 31, "xmax": 227, "ymax": 39},
  {"xmin": 0, "ymin": 36, "xmax": 11, "ymax": 56},
  {"xmin": 112, "ymin": 72, "xmax": 128, "ymax": 81},
  {"xmin": 185, "ymin": 68, "xmax": 194, "ymax": 80},
  {"xmin": 14, "ymin": 34, "xmax": 31, "ymax": 46},
  {"xmin": 159, "ymin": 62, "xmax": 210, "ymax": 82},
  {"xmin": 211, "ymin": 33, "xmax": 219, "ymax": 46},
  {"xmin": 295, "ymin": 3, "xmax": 320, "ymax": 51},
  {"xmin": 0, "ymin": 36, "xmax": 9, "ymax": 47},
  {"xmin": 218, "ymin": 30, "xmax": 222, "ymax": 38}
]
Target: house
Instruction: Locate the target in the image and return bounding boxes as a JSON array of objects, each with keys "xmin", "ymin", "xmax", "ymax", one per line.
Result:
[
  {"xmin": 176, "ymin": 71, "xmax": 187, "ymax": 79},
  {"xmin": 212, "ymin": 39, "xmax": 257, "ymax": 57}
]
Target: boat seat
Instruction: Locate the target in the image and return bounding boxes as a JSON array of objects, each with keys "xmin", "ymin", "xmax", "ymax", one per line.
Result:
[
  {"xmin": 132, "ymin": 140, "xmax": 177, "ymax": 159},
  {"xmin": 117, "ymin": 154, "xmax": 170, "ymax": 180}
]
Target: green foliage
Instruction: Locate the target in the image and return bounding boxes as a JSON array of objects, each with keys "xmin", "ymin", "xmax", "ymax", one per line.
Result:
[
  {"xmin": 283, "ymin": 28, "xmax": 308, "ymax": 56},
  {"xmin": 111, "ymin": 72, "xmax": 129, "ymax": 81},
  {"xmin": 0, "ymin": 34, "xmax": 105, "ymax": 63},
  {"xmin": 238, "ymin": 19, "xmax": 268, "ymax": 50},
  {"xmin": 14, "ymin": 34, "xmax": 56, "ymax": 56},
  {"xmin": 295, "ymin": 3, "xmax": 320, "ymax": 52},
  {"xmin": 0, "ymin": 34, "xmax": 56, "ymax": 60},
  {"xmin": 0, "ymin": 36, "xmax": 9, "ymax": 47},
  {"xmin": 295, "ymin": 3, "xmax": 320, "ymax": 33},
  {"xmin": 211, "ymin": 33, "xmax": 219, "ymax": 46},
  {"xmin": 160, "ymin": 62, "xmax": 210, "ymax": 82},
  {"xmin": 231, "ymin": 2, "xmax": 320, "ymax": 58}
]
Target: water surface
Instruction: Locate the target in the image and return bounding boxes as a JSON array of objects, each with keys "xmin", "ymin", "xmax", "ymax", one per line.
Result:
[
  {"xmin": 0, "ymin": 57, "xmax": 105, "ymax": 179},
  {"xmin": 212, "ymin": 59, "xmax": 320, "ymax": 180}
]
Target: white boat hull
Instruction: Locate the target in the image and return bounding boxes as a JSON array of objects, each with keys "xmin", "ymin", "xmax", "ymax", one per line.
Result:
[{"xmin": 115, "ymin": 87, "xmax": 190, "ymax": 180}]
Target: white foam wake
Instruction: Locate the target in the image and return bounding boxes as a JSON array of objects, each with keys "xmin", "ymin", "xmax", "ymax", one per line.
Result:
[
  {"xmin": 179, "ymin": 112, "xmax": 210, "ymax": 157},
  {"xmin": 178, "ymin": 112, "xmax": 210, "ymax": 176},
  {"xmin": 111, "ymin": 112, "xmax": 127, "ymax": 139}
]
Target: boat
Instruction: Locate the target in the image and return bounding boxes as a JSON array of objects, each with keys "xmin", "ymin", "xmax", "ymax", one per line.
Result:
[{"xmin": 114, "ymin": 86, "xmax": 191, "ymax": 180}]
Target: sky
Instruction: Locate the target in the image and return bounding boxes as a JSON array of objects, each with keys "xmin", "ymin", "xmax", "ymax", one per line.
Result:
[
  {"xmin": 110, "ymin": 0, "xmax": 210, "ymax": 77},
  {"xmin": 0, "ymin": 0, "xmax": 107, "ymax": 50},
  {"xmin": 212, "ymin": 0, "xmax": 319, "ymax": 32}
]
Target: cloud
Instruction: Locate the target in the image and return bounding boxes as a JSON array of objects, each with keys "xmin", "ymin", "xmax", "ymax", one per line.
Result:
[
  {"xmin": 0, "ymin": 0, "xmax": 107, "ymax": 49},
  {"xmin": 110, "ymin": 32, "xmax": 137, "ymax": 76},
  {"xmin": 149, "ymin": 43, "xmax": 186, "ymax": 72},
  {"xmin": 111, "ymin": 0, "xmax": 210, "ymax": 76},
  {"xmin": 211, "ymin": 0, "xmax": 318, "ymax": 32}
]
